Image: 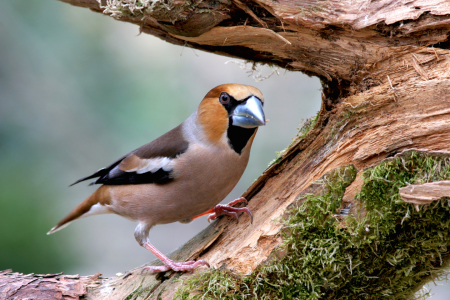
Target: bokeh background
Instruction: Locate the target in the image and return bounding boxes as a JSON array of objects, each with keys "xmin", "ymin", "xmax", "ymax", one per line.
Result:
[{"xmin": 0, "ymin": 1, "xmax": 447, "ymax": 298}]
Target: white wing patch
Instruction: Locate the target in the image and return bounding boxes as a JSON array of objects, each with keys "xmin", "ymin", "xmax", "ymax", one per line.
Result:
[{"xmin": 127, "ymin": 157, "xmax": 174, "ymax": 174}]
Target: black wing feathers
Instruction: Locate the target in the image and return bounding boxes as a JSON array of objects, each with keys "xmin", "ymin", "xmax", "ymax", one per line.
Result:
[
  {"xmin": 69, "ymin": 156, "xmax": 126, "ymax": 186},
  {"xmin": 94, "ymin": 168, "xmax": 173, "ymax": 185},
  {"xmin": 70, "ymin": 124, "xmax": 188, "ymax": 186}
]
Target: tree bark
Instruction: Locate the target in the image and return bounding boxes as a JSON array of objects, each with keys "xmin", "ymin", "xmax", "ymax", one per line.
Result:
[{"xmin": 3, "ymin": 0, "xmax": 450, "ymax": 299}]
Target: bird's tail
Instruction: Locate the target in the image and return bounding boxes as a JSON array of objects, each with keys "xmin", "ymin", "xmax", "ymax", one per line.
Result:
[{"xmin": 47, "ymin": 185, "xmax": 112, "ymax": 235}]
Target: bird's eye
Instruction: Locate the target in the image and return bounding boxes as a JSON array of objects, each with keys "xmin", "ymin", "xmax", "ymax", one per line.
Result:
[{"xmin": 219, "ymin": 92, "xmax": 230, "ymax": 104}]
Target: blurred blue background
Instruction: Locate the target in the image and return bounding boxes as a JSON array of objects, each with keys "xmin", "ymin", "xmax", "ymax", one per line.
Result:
[{"xmin": 0, "ymin": 1, "xmax": 446, "ymax": 298}]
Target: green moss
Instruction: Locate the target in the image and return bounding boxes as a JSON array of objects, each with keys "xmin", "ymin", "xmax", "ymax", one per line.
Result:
[
  {"xmin": 297, "ymin": 112, "xmax": 319, "ymax": 139},
  {"xmin": 176, "ymin": 151, "xmax": 450, "ymax": 299},
  {"xmin": 124, "ymin": 277, "xmax": 155, "ymax": 300},
  {"xmin": 267, "ymin": 151, "xmax": 284, "ymax": 167},
  {"xmin": 125, "ymin": 283, "xmax": 143, "ymax": 300}
]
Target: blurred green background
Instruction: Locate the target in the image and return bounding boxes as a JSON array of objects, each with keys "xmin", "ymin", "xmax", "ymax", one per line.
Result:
[{"xmin": 0, "ymin": 1, "xmax": 447, "ymax": 298}]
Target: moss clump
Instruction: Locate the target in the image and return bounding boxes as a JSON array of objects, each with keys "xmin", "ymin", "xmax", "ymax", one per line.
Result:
[
  {"xmin": 352, "ymin": 151, "xmax": 450, "ymax": 298},
  {"xmin": 176, "ymin": 151, "xmax": 450, "ymax": 299}
]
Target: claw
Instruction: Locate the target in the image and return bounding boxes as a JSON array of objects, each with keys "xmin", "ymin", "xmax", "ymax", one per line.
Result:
[{"xmin": 206, "ymin": 197, "xmax": 253, "ymax": 224}]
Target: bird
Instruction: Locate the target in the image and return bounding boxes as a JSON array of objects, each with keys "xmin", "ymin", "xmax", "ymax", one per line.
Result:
[{"xmin": 47, "ymin": 83, "xmax": 266, "ymax": 273}]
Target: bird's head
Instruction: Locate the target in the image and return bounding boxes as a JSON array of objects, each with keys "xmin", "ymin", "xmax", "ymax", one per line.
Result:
[{"xmin": 197, "ymin": 84, "xmax": 265, "ymax": 153}]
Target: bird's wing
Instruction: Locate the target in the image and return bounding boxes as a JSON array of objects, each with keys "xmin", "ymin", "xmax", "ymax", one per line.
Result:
[{"xmin": 70, "ymin": 124, "xmax": 189, "ymax": 186}]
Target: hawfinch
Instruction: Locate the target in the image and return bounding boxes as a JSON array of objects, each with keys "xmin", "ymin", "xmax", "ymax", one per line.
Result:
[{"xmin": 48, "ymin": 84, "xmax": 266, "ymax": 273}]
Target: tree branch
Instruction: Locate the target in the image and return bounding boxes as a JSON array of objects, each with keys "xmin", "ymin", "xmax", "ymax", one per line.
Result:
[{"xmin": 4, "ymin": 0, "xmax": 449, "ymax": 298}]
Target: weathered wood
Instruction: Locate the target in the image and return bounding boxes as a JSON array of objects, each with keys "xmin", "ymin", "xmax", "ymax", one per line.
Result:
[
  {"xmin": 6, "ymin": 0, "xmax": 449, "ymax": 298},
  {"xmin": 0, "ymin": 269, "xmax": 101, "ymax": 300},
  {"xmin": 400, "ymin": 180, "xmax": 450, "ymax": 205},
  {"xmin": 60, "ymin": 0, "xmax": 450, "ymax": 83}
]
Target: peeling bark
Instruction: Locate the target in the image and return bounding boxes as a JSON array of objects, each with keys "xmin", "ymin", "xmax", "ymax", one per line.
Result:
[
  {"xmin": 0, "ymin": 269, "xmax": 101, "ymax": 300},
  {"xmin": 400, "ymin": 180, "xmax": 450, "ymax": 205},
  {"xmin": 5, "ymin": 0, "xmax": 450, "ymax": 298}
]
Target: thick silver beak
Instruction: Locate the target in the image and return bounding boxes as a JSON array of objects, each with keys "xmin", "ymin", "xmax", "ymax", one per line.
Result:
[{"xmin": 231, "ymin": 96, "xmax": 266, "ymax": 128}]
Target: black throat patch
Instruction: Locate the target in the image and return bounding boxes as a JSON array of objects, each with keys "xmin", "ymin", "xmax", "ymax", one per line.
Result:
[{"xmin": 227, "ymin": 122, "xmax": 257, "ymax": 155}]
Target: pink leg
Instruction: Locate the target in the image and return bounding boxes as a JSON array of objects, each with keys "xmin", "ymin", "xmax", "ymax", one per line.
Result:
[
  {"xmin": 141, "ymin": 242, "xmax": 209, "ymax": 273},
  {"xmin": 191, "ymin": 197, "xmax": 253, "ymax": 224}
]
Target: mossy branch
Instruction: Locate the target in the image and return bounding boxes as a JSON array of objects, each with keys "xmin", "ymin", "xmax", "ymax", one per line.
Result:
[{"xmin": 177, "ymin": 151, "xmax": 450, "ymax": 299}]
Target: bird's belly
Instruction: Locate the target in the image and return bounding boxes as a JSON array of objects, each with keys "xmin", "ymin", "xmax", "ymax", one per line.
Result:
[{"xmin": 109, "ymin": 150, "xmax": 248, "ymax": 225}]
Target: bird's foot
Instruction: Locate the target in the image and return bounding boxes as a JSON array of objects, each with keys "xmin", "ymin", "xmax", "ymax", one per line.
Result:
[
  {"xmin": 141, "ymin": 242, "xmax": 209, "ymax": 274},
  {"xmin": 141, "ymin": 258, "xmax": 209, "ymax": 274},
  {"xmin": 207, "ymin": 197, "xmax": 253, "ymax": 223}
]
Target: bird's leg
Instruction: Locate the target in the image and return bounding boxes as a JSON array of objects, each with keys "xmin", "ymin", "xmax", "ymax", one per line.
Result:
[
  {"xmin": 141, "ymin": 242, "xmax": 209, "ymax": 273},
  {"xmin": 191, "ymin": 197, "xmax": 253, "ymax": 224},
  {"xmin": 135, "ymin": 222, "xmax": 209, "ymax": 274}
]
